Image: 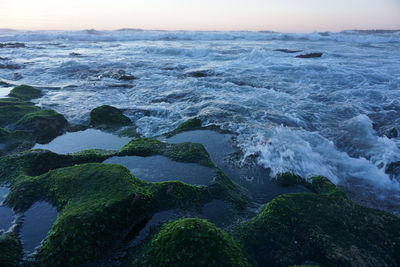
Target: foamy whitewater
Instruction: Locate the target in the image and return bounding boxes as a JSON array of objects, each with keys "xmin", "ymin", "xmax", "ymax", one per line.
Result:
[{"xmin": 1, "ymin": 29, "xmax": 400, "ymax": 214}]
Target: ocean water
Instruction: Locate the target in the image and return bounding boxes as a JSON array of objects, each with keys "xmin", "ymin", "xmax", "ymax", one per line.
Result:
[{"xmin": 1, "ymin": 29, "xmax": 400, "ymax": 214}]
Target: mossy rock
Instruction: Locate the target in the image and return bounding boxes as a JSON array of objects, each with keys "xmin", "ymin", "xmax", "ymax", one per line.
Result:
[
  {"xmin": 5, "ymin": 163, "xmax": 239, "ymax": 266},
  {"xmin": 90, "ymin": 105, "xmax": 132, "ymax": 129},
  {"xmin": 132, "ymin": 218, "xmax": 251, "ymax": 267},
  {"xmin": 276, "ymin": 172, "xmax": 305, "ymax": 187},
  {"xmin": 0, "ymin": 149, "xmax": 114, "ymax": 185},
  {"xmin": 119, "ymin": 137, "xmax": 215, "ymax": 167},
  {"xmin": 0, "ymin": 128, "xmax": 34, "ymax": 156},
  {"xmin": 165, "ymin": 118, "xmax": 226, "ymax": 137},
  {"xmin": 0, "ymin": 93, "xmax": 70, "ymax": 154},
  {"xmin": 14, "ymin": 109, "xmax": 69, "ymax": 143},
  {"xmin": 0, "ymin": 232, "xmax": 23, "ymax": 267},
  {"xmin": 8, "ymin": 85, "xmax": 42, "ymax": 100},
  {"xmin": 0, "ymin": 100, "xmax": 40, "ymax": 127},
  {"xmin": 235, "ymin": 177, "xmax": 400, "ymax": 267}
]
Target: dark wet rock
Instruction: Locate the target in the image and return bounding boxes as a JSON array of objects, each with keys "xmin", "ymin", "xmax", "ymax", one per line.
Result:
[
  {"xmin": 109, "ymin": 84, "xmax": 134, "ymax": 88},
  {"xmin": 100, "ymin": 69, "xmax": 137, "ymax": 81},
  {"xmin": 0, "ymin": 232, "xmax": 23, "ymax": 267},
  {"xmin": 8, "ymin": 85, "xmax": 42, "ymax": 101},
  {"xmin": 386, "ymin": 161, "xmax": 400, "ymax": 178},
  {"xmin": 90, "ymin": 105, "xmax": 132, "ymax": 129},
  {"xmin": 0, "ymin": 63, "xmax": 22, "ymax": 70},
  {"xmin": 69, "ymin": 52, "xmax": 82, "ymax": 56},
  {"xmin": 187, "ymin": 70, "xmax": 213, "ymax": 78},
  {"xmin": 296, "ymin": 52, "xmax": 323, "ymax": 58},
  {"xmin": 235, "ymin": 176, "xmax": 400, "ymax": 267},
  {"xmin": 0, "ymin": 81, "xmax": 12, "ymax": 87},
  {"xmin": 275, "ymin": 49, "xmax": 302, "ymax": 53},
  {"xmin": 11, "ymin": 73, "xmax": 23, "ymax": 81},
  {"xmin": 385, "ymin": 127, "xmax": 398, "ymax": 139},
  {"xmin": 131, "ymin": 218, "xmax": 251, "ymax": 266},
  {"xmin": 0, "ymin": 43, "xmax": 26, "ymax": 48}
]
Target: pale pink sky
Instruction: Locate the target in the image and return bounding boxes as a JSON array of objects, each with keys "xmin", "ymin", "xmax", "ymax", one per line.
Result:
[{"xmin": 0, "ymin": 0, "xmax": 399, "ymax": 32}]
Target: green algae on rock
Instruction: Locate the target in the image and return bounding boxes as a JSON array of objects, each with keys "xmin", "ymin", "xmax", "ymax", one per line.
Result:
[
  {"xmin": 14, "ymin": 109, "xmax": 69, "ymax": 144},
  {"xmin": 90, "ymin": 105, "xmax": 132, "ymax": 129},
  {"xmin": 132, "ymin": 218, "xmax": 251, "ymax": 267},
  {"xmin": 165, "ymin": 118, "xmax": 227, "ymax": 137},
  {"xmin": 235, "ymin": 176, "xmax": 400, "ymax": 267},
  {"xmin": 0, "ymin": 232, "xmax": 23, "ymax": 267},
  {"xmin": 0, "ymin": 91, "xmax": 70, "ymax": 154},
  {"xmin": 5, "ymin": 163, "xmax": 238, "ymax": 266},
  {"xmin": 119, "ymin": 137, "xmax": 215, "ymax": 167},
  {"xmin": 8, "ymin": 85, "xmax": 42, "ymax": 101}
]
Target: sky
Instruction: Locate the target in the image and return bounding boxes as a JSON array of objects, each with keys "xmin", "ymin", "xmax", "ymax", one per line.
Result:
[{"xmin": 0, "ymin": 0, "xmax": 399, "ymax": 32}]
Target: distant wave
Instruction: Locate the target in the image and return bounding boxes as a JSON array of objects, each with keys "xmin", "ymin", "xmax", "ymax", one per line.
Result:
[{"xmin": 0, "ymin": 29, "xmax": 399, "ymax": 43}]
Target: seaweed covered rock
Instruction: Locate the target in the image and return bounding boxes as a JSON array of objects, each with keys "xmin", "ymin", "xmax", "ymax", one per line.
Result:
[
  {"xmin": 119, "ymin": 137, "xmax": 215, "ymax": 167},
  {"xmin": 5, "ymin": 162, "xmax": 241, "ymax": 266},
  {"xmin": 14, "ymin": 110, "xmax": 69, "ymax": 143},
  {"xmin": 90, "ymin": 105, "xmax": 132, "ymax": 129},
  {"xmin": 0, "ymin": 92, "xmax": 69, "ymax": 154},
  {"xmin": 0, "ymin": 149, "xmax": 113, "ymax": 184},
  {"xmin": 235, "ymin": 176, "xmax": 400, "ymax": 267},
  {"xmin": 0, "ymin": 98, "xmax": 40, "ymax": 127},
  {"xmin": 132, "ymin": 218, "xmax": 250, "ymax": 267},
  {"xmin": 8, "ymin": 85, "xmax": 42, "ymax": 100},
  {"xmin": 0, "ymin": 232, "xmax": 23, "ymax": 267},
  {"xmin": 165, "ymin": 118, "xmax": 225, "ymax": 137},
  {"xmin": 0, "ymin": 128, "xmax": 33, "ymax": 156}
]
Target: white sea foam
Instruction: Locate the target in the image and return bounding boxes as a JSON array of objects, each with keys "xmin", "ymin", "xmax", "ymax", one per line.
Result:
[{"xmin": 0, "ymin": 29, "xmax": 399, "ymax": 43}]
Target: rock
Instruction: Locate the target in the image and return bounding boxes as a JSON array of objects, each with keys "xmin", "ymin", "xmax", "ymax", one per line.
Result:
[
  {"xmin": 275, "ymin": 49, "xmax": 302, "ymax": 53},
  {"xmin": 0, "ymin": 63, "xmax": 21, "ymax": 70},
  {"xmin": 187, "ymin": 70, "xmax": 213, "ymax": 78},
  {"xmin": 235, "ymin": 176, "xmax": 400, "ymax": 267},
  {"xmin": 14, "ymin": 109, "xmax": 69, "ymax": 143},
  {"xmin": 99, "ymin": 69, "xmax": 137, "ymax": 81},
  {"xmin": 386, "ymin": 127, "xmax": 398, "ymax": 139},
  {"xmin": 119, "ymin": 137, "xmax": 215, "ymax": 167},
  {"xmin": 296, "ymin": 52, "xmax": 323, "ymax": 58},
  {"xmin": 69, "ymin": 52, "xmax": 82, "ymax": 56},
  {"xmin": 0, "ymin": 232, "xmax": 23, "ymax": 267},
  {"xmin": 0, "ymin": 43, "xmax": 26, "ymax": 48},
  {"xmin": 8, "ymin": 85, "xmax": 42, "ymax": 100},
  {"xmin": 90, "ymin": 105, "xmax": 132, "ymax": 129},
  {"xmin": 4, "ymin": 162, "xmax": 239, "ymax": 266},
  {"xmin": 132, "ymin": 218, "xmax": 251, "ymax": 267}
]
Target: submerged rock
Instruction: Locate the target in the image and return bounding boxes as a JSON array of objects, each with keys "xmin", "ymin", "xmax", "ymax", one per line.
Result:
[
  {"xmin": 8, "ymin": 85, "xmax": 42, "ymax": 101},
  {"xmin": 131, "ymin": 218, "xmax": 251, "ymax": 266},
  {"xmin": 0, "ymin": 63, "xmax": 22, "ymax": 70},
  {"xmin": 99, "ymin": 69, "xmax": 137, "ymax": 81},
  {"xmin": 295, "ymin": 52, "xmax": 323, "ymax": 58},
  {"xmin": 0, "ymin": 43, "xmax": 26, "ymax": 48},
  {"xmin": 274, "ymin": 49, "xmax": 302, "ymax": 53},
  {"xmin": 69, "ymin": 52, "xmax": 82, "ymax": 57},
  {"xmin": 235, "ymin": 176, "xmax": 400, "ymax": 267},
  {"xmin": 90, "ymin": 105, "xmax": 132, "ymax": 129},
  {"xmin": 187, "ymin": 70, "xmax": 213, "ymax": 78}
]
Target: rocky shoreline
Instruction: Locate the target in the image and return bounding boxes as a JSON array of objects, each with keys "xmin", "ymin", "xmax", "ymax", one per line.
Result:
[{"xmin": 0, "ymin": 85, "xmax": 399, "ymax": 266}]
